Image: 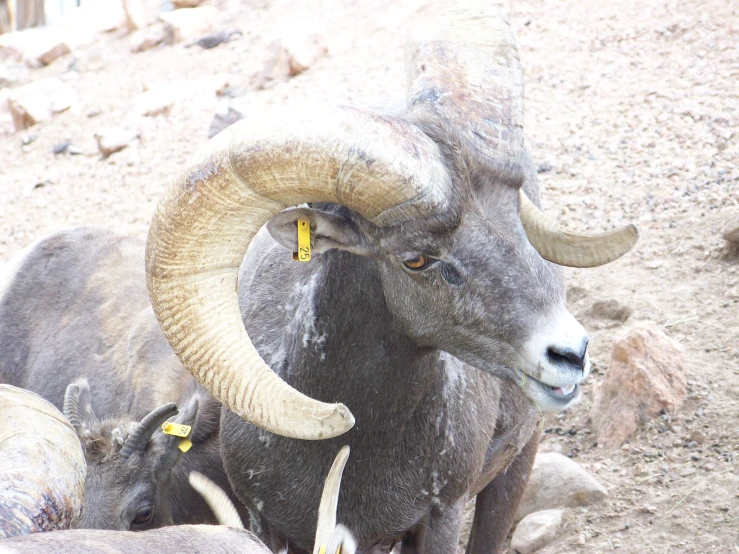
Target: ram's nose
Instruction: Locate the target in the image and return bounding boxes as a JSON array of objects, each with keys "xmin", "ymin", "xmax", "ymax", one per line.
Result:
[{"xmin": 521, "ymin": 308, "xmax": 591, "ymax": 387}]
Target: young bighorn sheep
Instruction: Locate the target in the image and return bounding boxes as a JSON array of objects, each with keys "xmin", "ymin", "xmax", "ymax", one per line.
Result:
[
  {"xmin": 0, "ymin": 228, "xmax": 247, "ymax": 531},
  {"xmin": 0, "ymin": 446, "xmax": 356, "ymax": 554}
]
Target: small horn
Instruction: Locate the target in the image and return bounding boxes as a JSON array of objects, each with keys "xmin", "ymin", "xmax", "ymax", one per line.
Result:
[
  {"xmin": 519, "ymin": 191, "xmax": 639, "ymax": 267},
  {"xmin": 120, "ymin": 403, "xmax": 178, "ymax": 458},
  {"xmin": 63, "ymin": 383, "xmax": 83, "ymax": 433},
  {"xmin": 313, "ymin": 445, "xmax": 351, "ymax": 554},
  {"xmin": 188, "ymin": 471, "xmax": 244, "ymax": 529}
]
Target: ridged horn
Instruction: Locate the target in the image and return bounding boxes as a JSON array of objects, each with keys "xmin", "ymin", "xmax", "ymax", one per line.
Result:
[
  {"xmin": 63, "ymin": 382, "xmax": 83, "ymax": 433},
  {"xmin": 406, "ymin": 8, "xmax": 524, "ymax": 173},
  {"xmin": 519, "ymin": 192, "xmax": 639, "ymax": 267},
  {"xmin": 313, "ymin": 445, "xmax": 351, "ymax": 554},
  {"xmin": 188, "ymin": 472, "xmax": 244, "ymax": 529},
  {"xmin": 120, "ymin": 403, "xmax": 178, "ymax": 458},
  {"xmin": 146, "ymin": 106, "xmax": 452, "ymax": 440},
  {"xmin": 0, "ymin": 384, "xmax": 86, "ymax": 537}
]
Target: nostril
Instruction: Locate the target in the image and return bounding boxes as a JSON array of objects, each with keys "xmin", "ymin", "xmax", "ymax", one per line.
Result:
[{"xmin": 547, "ymin": 344, "xmax": 587, "ymax": 371}]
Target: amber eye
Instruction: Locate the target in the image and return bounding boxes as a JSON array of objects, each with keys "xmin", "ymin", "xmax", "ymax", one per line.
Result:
[
  {"xmin": 132, "ymin": 507, "xmax": 152, "ymax": 525},
  {"xmin": 403, "ymin": 255, "xmax": 432, "ymax": 271}
]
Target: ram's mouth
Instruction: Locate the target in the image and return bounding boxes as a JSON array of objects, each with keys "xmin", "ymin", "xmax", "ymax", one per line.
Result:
[{"xmin": 515, "ymin": 368, "xmax": 582, "ymax": 409}]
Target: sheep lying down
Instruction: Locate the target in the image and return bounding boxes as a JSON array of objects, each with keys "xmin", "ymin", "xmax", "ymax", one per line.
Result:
[{"xmin": 1, "ymin": 437, "xmax": 355, "ymax": 554}]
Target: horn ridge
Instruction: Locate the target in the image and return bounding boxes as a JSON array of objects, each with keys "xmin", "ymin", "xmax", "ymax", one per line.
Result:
[
  {"xmin": 63, "ymin": 383, "xmax": 83, "ymax": 433},
  {"xmin": 120, "ymin": 402, "xmax": 178, "ymax": 459}
]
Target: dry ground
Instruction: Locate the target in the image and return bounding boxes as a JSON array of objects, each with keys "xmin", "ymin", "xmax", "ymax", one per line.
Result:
[{"xmin": 1, "ymin": 0, "xmax": 738, "ymax": 552}]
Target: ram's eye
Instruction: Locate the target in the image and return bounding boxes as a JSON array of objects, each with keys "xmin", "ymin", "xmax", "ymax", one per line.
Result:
[
  {"xmin": 403, "ymin": 255, "xmax": 433, "ymax": 271},
  {"xmin": 132, "ymin": 507, "xmax": 153, "ymax": 526}
]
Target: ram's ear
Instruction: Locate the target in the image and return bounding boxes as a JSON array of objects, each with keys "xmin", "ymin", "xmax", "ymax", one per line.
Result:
[
  {"xmin": 267, "ymin": 208, "xmax": 370, "ymax": 256},
  {"xmin": 152, "ymin": 396, "xmax": 200, "ymax": 474}
]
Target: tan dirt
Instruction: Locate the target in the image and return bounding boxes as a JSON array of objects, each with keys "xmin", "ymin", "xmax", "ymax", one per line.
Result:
[{"xmin": 1, "ymin": 0, "xmax": 737, "ymax": 552}]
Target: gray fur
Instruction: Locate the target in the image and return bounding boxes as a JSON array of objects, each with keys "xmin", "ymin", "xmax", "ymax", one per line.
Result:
[{"xmin": 0, "ymin": 228, "xmax": 247, "ymax": 531}]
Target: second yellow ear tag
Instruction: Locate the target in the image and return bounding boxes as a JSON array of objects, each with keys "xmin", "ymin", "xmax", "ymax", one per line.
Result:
[
  {"xmin": 294, "ymin": 218, "xmax": 311, "ymax": 262},
  {"xmin": 178, "ymin": 438, "xmax": 193, "ymax": 453}
]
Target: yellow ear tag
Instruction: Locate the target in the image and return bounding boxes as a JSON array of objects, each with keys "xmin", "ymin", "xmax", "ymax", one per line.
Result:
[
  {"xmin": 162, "ymin": 422, "xmax": 193, "ymax": 453},
  {"xmin": 161, "ymin": 422, "xmax": 192, "ymax": 438},
  {"xmin": 293, "ymin": 218, "xmax": 311, "ymax": 262},
  {"xmin": 318, "ymin": 546, "xmax": 326, "ymax": 554}
]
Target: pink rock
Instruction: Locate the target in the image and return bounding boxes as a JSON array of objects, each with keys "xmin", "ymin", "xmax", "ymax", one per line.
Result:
[{"xmin": 590, "ymin": 321, "xmax": 687, "ymax": 448}]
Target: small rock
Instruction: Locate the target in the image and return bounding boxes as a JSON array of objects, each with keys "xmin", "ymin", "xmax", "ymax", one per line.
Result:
[
  {"xmin": 703, "ymin": 463, "xmax": 715, "ymax": 471},
  {"xmin": 7, "ymin": 78, "xmax": 78, "ymax": 131},
  {"xmin": 129, "ymin": 23, "xmax": 171, "ymax": 53},
  {"xmin": 159, "ymin": 6, "xmax": 222, "ymax": 43},
  {"xmin": 645, "ymin": 260, "xmax": 663, "ymax": 270},
  {"xmin": 517, "ymin": 453, "xmax": 607, "ymax": 520},
  {"xmin": 0, "ymin": 27, "xmax": 71, "ymax": 67},
  {"xmin": 186, "ymin": 30, "xmax": 242, "ymax": 49},
  {"xmin": 577, "ymin": 533, "xmax": 586, "ymax": 545},
  {"xmin": 689, "ymin": 430, "xmax": 706, "ymax": 444},
  {"xmin": 208, "ymin": 104, "xmax": 245, "ymax": 138},
  {"xmin": 679, "ymin": 467, "xmax": 696, "ymax": 477},
  {"xmin": 639, "ymin": 504, "xmax": 657, "ymax": 514},
  {"xmin": 255, "ymin": 29, "xmax": 328, "ymax": 88},
  {"xmin": 537, "ymin": 162, "xmax": 554, "ymax": 173},
  {"xmin": 0, "ymin": 63, "xmax": 29, "ymax": 88},
  {"xmin": 511, "ymin": 509, "xmax": 563, "ymax": 554},
  {"xmin": 587, "ymin": 299, "xmax": 633, "ymax": 323},
  {"xmin": 590, "ymin": 322, "xmax": 687, "ymax": 448},
  {"xmin": 95, "ymin": 127, "xmax": 139, "ymax": 157},
  {"xmin": 123, "ymin": 0, "xmax": 163, "ymax": 30},
  {"xmin": 131, "ymin": 74, "xmax": 233, "ymax": 117},
  {"xmin": 723, "ymin": 217, "xmax": 739, "ymax": 244},
  {"xmin": 172, "ymin": 0, "xmax": 203, "ymax": 7},
  {"xmin": 52, "ymin": 141, "xmax": 73, "ymax": 154}
]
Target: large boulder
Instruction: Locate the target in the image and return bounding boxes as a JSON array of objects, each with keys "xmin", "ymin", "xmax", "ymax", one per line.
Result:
[
  {"xmin": 590, "ymin": 321, "xmax": 687, "ymax": 448},
  {"xmin": 518, "ymin": 453, "xmax": 607, "ymax": 520}
]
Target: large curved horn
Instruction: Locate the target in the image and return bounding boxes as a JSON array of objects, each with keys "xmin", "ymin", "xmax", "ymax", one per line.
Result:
[
  {"xmin": 120, "ymin": 402, "xmax": 178, "ymax": 458},
  {"xmin": 313, "ymin": 445, "xmax": 351, "ymax": 554},
  {"xmin": 146, "ymin": 107, "xmax": 452, "ymax": 440},
  {"xmin": 1, "ymin": 384, "xmax": 86, "ymax": 537},
  {"xmin": 519, "ymin": 192, "xmax": 639, "ymax": 267},
  {"xmin": 188, "ymin": 472, "xmax": 244, "ymax": 529}
]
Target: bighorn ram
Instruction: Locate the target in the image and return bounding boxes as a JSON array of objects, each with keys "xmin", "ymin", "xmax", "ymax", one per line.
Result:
[
  {"xmin": 0, "ymin": 384, "xmax": 85, "ymax": 538},
  {"xmin": 140, "ymin": 7, "xmax": 638, "ymax": 553},
  {"xmin": 0, "ymin": 441, "xmax": 356, "ymax": 554},
  {"xmin": 0, "ymin": 229, "xmax": 248, "ymax": 531}
]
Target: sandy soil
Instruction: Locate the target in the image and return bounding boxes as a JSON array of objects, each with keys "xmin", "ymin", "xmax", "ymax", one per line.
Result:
[{"xmin": 1, "ymin": 0, "xmax": 737, "ymax": 552}]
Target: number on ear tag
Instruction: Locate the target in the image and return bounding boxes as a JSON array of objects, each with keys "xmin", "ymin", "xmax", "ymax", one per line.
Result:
[
  {"xmin": 294, "ymin": 218, "xmax": 311, "ymax": 262},
  {"xmin": 162, "ymin": 422, "xmax": 192, "ymax": 438}
]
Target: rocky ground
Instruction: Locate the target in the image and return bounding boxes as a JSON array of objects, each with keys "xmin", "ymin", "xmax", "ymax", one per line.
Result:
[{"xmin": 1, "ymin": 0, "xmax": 738, "ymax": 552}]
